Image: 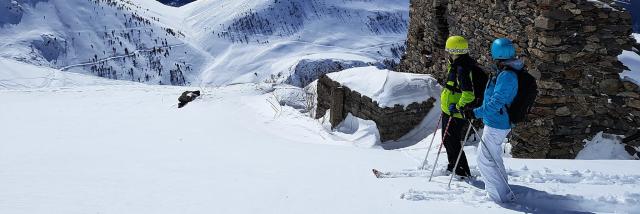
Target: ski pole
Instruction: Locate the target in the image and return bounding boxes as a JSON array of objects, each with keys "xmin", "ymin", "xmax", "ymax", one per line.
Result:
[
  {"xmin": 447, "ymin": 121, "xmax": 473, "ymax": 188},
  {"xmin": 468, "ymin": 122, "xmax": 517, "ymax": 199},
  {"xmin": 428, "ymin": 116, "xmax": 454, "ymax": 182},
  {"xmin": 419, "ymin": 113, "xmax": 443, "ymax": 170}
]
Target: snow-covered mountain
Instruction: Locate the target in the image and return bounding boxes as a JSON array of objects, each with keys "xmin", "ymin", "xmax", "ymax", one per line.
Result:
[
  {"xmin": 0, "ymin": 0, "xmax": 408, "ymax": 86},
  {"xmin": 0, "ymin": 0, "xmax": 208, "ymax": 85},
  {"xmin": 177, "ymin": 0, "xmax": 408, "ymax": 86}
]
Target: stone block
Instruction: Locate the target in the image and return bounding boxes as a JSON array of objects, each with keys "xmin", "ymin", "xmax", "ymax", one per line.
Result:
[
  {"xmin": 555, "ymin": 106, "xmax": 571, "ymax": 117},
  {"xmin": 539, "ymin": 81, "xmax": 563, "ymax": 90},
  {"xmin": 599, "ymin": 79, "xmax": 622, "ymax": 95},
  {"xmin": 627, "ymin": 99, "xmax": 640, "ymax": 110},
  {"xmin": 540, "ymin": 36, "xmax": 562, "ymax": 46},
  {"xmin": 534, "ymin": 16, "xmax": 555, "ymax": 30}
]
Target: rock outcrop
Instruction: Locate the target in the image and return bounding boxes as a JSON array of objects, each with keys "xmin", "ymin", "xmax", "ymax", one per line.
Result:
[{"xmin": 399, "ymin": 0, "xmax": 640, "ymax": 158}]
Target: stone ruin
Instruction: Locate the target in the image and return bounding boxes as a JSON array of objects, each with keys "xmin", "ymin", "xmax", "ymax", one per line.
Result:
[
  {"xmin": 398, "ymin": 0, "xmax": 640, "ymax": 158},
  {"xmin": 315, "ymin": 75, "xmax": 436, "ymax": 142}
]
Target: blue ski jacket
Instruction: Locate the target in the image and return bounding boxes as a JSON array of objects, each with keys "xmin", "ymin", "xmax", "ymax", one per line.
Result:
[{"xmin": 473, "ymin": 59, "xmax": 523, "ymax": 130}]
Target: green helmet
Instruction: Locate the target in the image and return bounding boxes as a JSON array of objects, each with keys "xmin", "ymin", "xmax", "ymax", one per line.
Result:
[{"xmin": 445, "ymin": 36, "xmax": 469, "ymax": 55}]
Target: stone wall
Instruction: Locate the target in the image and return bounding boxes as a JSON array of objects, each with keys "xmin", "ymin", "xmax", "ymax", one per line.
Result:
[
  {"xmin": 398, "ymin": 0, "xmax": 640, "ymax": 158},
  {"xmin": 315, "ymin": 75, "xmax": 436, "ymax": 142}
]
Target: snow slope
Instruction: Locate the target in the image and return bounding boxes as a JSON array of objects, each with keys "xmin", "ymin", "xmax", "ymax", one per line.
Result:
[
  {"xmin": 0, "ymin": 57, "xmax": 133, "ymax": 89},
  {"xmin": 0, "ymin": 0, "xmax": 408, "ymax": 87},
  {"xmin": 1, "ymin": 65, "xmax": 639, "ymax": 214}
]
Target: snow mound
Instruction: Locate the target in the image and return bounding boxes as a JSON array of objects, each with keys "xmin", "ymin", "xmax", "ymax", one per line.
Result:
[
  {"xmin": 576, "ymin": 132, "xmax": 634, "ymax": 160},
  {"xmin": 320, "ymin": 112, "xmax": 381, "ymax": 148},
  {"xmin": 327, "ymin": 66, "xmax": 440, "ymax": 108},
  {"xmin": 271, "ymin": 85, "xmax": 314, "ymax": 112}
]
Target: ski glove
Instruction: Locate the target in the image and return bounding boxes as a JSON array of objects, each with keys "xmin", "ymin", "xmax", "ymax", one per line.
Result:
[
  {"xmin": 449, "ymin": 104, "xmax": 459, "ymax": 114},
  {"xmin": 462, "ymin": 107, "xmax": 475, "ymax": 120}
]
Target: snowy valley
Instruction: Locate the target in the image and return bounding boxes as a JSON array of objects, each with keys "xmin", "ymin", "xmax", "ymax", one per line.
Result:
[{"xmin": 1, "ymin": 0, "xmax": 640, "ymax": 213}]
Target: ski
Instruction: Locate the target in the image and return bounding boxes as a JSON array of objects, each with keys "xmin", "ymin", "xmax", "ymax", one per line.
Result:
[{"xmin": 372, "ymin": 168, "xmax": 449, "ymax": 179}]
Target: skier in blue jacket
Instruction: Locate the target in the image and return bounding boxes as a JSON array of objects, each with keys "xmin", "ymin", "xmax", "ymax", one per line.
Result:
[{"xmin": 462, "ymin": 38, "xmax": 522, "ymax": 203}]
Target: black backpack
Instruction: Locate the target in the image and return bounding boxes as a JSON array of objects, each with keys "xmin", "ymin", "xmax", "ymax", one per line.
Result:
[
  {"xmin": 506, "ymin": 70, "xmax": 538, "ymax": 123},
  {"xmin": 469, "ymin": 64, "xmax": 489, "ymax": 108}
]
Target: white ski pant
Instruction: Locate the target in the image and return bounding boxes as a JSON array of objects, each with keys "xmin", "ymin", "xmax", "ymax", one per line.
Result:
[{"xmin": 477, "ymin": 126, "xmax": 514, "ymax": 203}]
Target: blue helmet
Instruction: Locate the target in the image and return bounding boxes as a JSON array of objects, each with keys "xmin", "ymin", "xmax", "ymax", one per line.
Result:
[{"xmin": 491, "ymin": 38, "xmax": 516, "ymax": 60}]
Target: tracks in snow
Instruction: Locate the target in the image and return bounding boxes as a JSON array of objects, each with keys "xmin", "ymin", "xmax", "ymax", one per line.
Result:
[
  {"xmin": 394, "ymin": 166, "xmax": 640, "ymax": 213},
  {"xmin": 58, "ymin": 43, "xmax": 185, "ymax": 71}
]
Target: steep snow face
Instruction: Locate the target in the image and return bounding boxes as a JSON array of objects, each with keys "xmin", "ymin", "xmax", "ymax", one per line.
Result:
[
  {"xmin": 176, "ymin": 0, "xmax": 409, "ymax": 86},
  {"xmin": 0, "ymin": 0, "xmax": 207, "ymax": 85}
]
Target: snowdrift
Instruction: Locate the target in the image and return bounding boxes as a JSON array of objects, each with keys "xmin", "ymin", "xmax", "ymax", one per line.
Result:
[
  {"xmin": 576, "ymin": 132, "xmax": 634, "ymax": 160},
  {"xmin": 327, "ymin": 66, "xmax": 440, "ymax": 108}
]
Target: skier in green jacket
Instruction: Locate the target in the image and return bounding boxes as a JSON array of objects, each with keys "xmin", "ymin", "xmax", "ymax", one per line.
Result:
[{"xmin": 439, "ymin": 36, "xmax": 479, "ymax": 177}]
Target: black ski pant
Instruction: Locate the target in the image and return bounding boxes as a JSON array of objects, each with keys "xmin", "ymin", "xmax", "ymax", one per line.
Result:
[{"xmin": 441, "ymin": 114, "xmax": 471, "ymax": 177}]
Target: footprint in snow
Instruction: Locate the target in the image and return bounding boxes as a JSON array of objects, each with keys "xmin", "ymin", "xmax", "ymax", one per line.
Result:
[{"xmin": 402, "ymin": 175, "xmax": 640, "ymax": 213}]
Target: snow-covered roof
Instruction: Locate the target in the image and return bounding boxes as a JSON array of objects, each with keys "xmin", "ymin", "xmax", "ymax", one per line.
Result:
[{"xmin": 327, "ymin": 66, "xmax": 440, "ymax": 108}]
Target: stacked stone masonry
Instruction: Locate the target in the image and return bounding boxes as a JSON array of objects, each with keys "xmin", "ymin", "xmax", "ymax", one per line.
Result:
[
  {"xmin": 398, "ymin": 0, "xmax": 640, "ymax": 158},
  {"xmin": 315, "ymin": 75, "xmax": 436, "ymax": 142}
]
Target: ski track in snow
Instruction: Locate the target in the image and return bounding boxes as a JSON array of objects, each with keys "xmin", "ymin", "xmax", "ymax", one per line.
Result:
[{"xmin": 58, "ymin": 43, "xmax": 186, "ymax": 71}]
